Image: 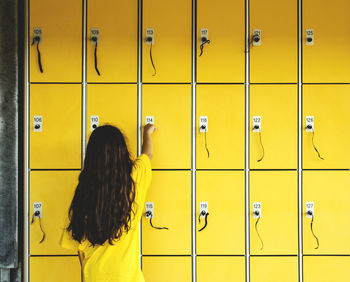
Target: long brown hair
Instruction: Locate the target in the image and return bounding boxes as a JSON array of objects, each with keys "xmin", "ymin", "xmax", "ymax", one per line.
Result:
[{"xmin": 67, "ymin": 125, "xmax": 135, "ymax": 246}]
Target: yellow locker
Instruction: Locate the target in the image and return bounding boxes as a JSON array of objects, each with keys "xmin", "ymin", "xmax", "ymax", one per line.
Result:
[
  {"xmin": 87, "ymin": 0, "xmax": 137, "ymax": 82},
  {"xmin": 250, "ymin": 85, "xmax": 298, "ymax": 169},
  {"xmin": 197, "ymin": 0, "xmax": 245, "ymax": 83},
  {"xmin": 142, "ymin": 0, "xmax": 191, "ymax": 82},
  {"xmin": 197, "ymin": 257, "xmax": 245, "ymax": 282},
  {"xmin": 196, "ymin": 85, "xmax": 245, "ymax": 169},
  {"xmin": 30, "ymin": 256, "xmax": 81, "ymax": 282},
  {"xmin": 302, "ymin": 85, "xmax": 350, "ymax": 169},
  {"xmin": 196, "ymin": 171, "xmax": 245, "ymax": 255},
  {"xmin": 142, "ymin": 85, "xmax": 191, "ymax": 169},
  {"xmin": 250, "ymin": 257, "xmax": 298, "ymax": 282},
  {"xmin": 29, "ymin": 0, "xmax": 82, "ymax": 82},
  {"xmin": 303, "ymin": 171, "xmax": 350, "ymax": 255},
  {"xmin": 87, "ymin": 84, "xmax": 137, "ymax": 159},
  {"xmin": 142, "ymin": 256, "xmax": 192, "ymax": 282},
  {"xmin": 30, "ymin": 84, "xmax": 81, "ymax": 169},
  {"xmin": 250, "ymin": 171, "xmax": 298, "ymax": 255},
  {"xmin": 303, "ymin": 0, "xmax": 350, "ymax": 83},
  {"xmin": 250, "ymin": 0, "xmax": 297, "ymax": 83},
  {"xmin": 304, "ymin": 256, "xmax": 350, "ymax": 282},
  {"xmin": 142, "ymin": 171, "xmax": 191, "ymax": 255},
  {"xmin": 30, "ymin": 171, "xmax": 78, "ymax": 255}
]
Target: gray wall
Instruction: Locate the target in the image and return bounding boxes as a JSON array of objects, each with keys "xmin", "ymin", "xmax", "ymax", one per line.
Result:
[{"xmin": 0, "ymin": 0, "xmax": 21, "ymax": 281}]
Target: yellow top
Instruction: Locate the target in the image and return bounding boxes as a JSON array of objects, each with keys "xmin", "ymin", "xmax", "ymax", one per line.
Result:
[{"xmin": 60, "ymin": 154, "xmax": 152, "ymax": 282}]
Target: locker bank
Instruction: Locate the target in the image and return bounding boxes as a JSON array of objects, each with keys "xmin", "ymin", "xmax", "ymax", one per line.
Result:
[{"xmin": 0, "ymin": 0, "xmax": 349, "ymax": 281}]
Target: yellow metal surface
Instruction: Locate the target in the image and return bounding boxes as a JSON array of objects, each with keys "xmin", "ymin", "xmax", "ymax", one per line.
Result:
[
  {"xmin": 142, "ymin": 256, "xmax": 192, "ymax": 282},
  {"xmin": 196, "ymin": 171, "xmax": 245, "ymax": 255},
  {"xmin": 250, "ymin": 171, "xmax": 298, "ymax": 255},
  {"xmin": 29, "ymin": 84, "xmax": 81, "ymax": 169},
  {"xmin": 142, "ymin": 171, "xmax": 191, "ymax": 255},
  {"xmin": 250, "ymin": 257, "xmax": 298, "ymax": 282},
  {"xmin": 303, "ymin": 171, "xmax": 350, "ymax": 254},
  {"xmin": 30, "ymin": 171, "xmax": 79, "ymax": 255},
  {"xmin": 250, "ymin": 85, "xmax": 298, "ymax": 169},
  {"xmin": 303, "ymin": 85, "xmax": 350, "ymax": 169},
  {"xmin": 303, "ymin": 256, "xmax": 350, "ymax": 282},
  {"xmin": 197, "ymin": 0, "xmax": 245, "ymax": 83},
  {"xmin": 196, "ymin": 85, "xmax": 245, "ymax": 169},
  {"xmin": 87, "ymin": 0, "xmax": 137, "ymax": 82},
  {"xmin": 250, "ymin": 0, "xmax": 297, "ymax": 83},
  {"xmin": 29, "ymin": 0, "xmax": 82, "ymax": 82},
  {"xmin": 142, "ymin": 0, "xmax": 191, "ymax": 82},
  {"xmin": 142, "ymin": 84, "xmax": 191, "ymax": 169},
  {"xmin": 87, "ymin": 84, "xmax": 137, "ymax": 159},
  {"xmin": 197, "ymin": 257, "xmax": 245, "ymax": 282},
  {"xmin": 30, "ymin": 256, "xmax": 81, "ymax": 282},
  {"xmin": 303, "ymin": 0, "xmax": 350, "ymax": 83}
]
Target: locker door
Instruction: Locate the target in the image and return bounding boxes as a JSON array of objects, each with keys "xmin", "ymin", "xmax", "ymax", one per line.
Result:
[
  {"xmin": 196, "ymin": 85, "xmax": 245, "ymax": 169},
  {"xmin": 87, "ymin": 85, "xmax": 137, "ymax": 159},
  {"xmin": 197, "ymin": 0, "xmax": 245, "ymax": 83},
  {"xmin": 250, "ymin": 85, "xmax": 298, "ymax": 169},
  {"xmin": 30, "ymin": 171, "xmax": 78, "ymax": 255},
  {"xmin": 250, "ymin": 257, "xmax": 298, "ymax": 282},
  {"xmin": 142, "ymin": 85, "xmax": 191, "ymax": 169},
  {"xmin": 304, "ymin": 256, "xmax": 350, "ymax": 282},
  {"xmin": 142, "ymin": 0, "xmax": 191, "ymax": 83},
  {"xmin": 197, "ymin": 257, "xmax": 245, "ymax": 282},
  {"xmin": 303, "ymin": 171, "xmax": 350, "ymax": 254},
  {"xmin": 142, "ymin": 171, "xmax": 191, "ymax": 255},
  {"xmin": 30, "ymin": 84, "xmax": 82, "ymax": 169},
  {"xmin": 250, "ymin": 171, "xmax": 298, "ymax": 255},
  {"xmin": 196, "ymin": 171, "xmax": 245, "ymax": 255},
  {"xmin": 87, "ymin": 0, "xmax": 137, "ymax": 82},
  {"xmin": 142, "ymin": 257, "xmax": 192, "ymax": 282},
  {"xmin": 303, "ymin": 0, "xmax": 350, "ymax": 83},
  {"xmin": 303, "ymin": 85, "xmax": 350, "ymax": 169},
  {"xmin": 29, "ymin": 0, "xmax": 82, "ymax": 82},
  {"xmin": 250, "ymin": 0, "xmax": 297, "ymax": 83},
  {"xmin": 30, "ymin": 257, "xmax": 81, "ymax": 282}
]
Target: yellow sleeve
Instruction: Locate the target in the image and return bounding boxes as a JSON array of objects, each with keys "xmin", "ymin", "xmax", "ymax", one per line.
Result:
[
  {"xmin": 132, "ymin": 154, "xmax": 152, "ymax": 208},
  {"xmin": 59, "ymin": 228, "xmax": 79, "ymax": 251}
]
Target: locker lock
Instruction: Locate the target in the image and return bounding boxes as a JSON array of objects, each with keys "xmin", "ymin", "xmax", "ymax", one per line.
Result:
[
  {"xmin": 92, "ymin": 124, "xmax": 97, "ymax": 129},
  {"xmin": 34, "ymin": 210, "xmax": 40, "ymax": 217},
  {"xmin": 306, "ymin": 37, "xmax": 313, "ymax": 43},
  {"xmin": 253, "ymin": 124, "xmax": 260, "ymax": 130},
  {"xmin": 34, "ymin": 124, "xmax": 41, "ymax": 130},
  {"xmin": 145, "ymin": 210, "xmax": 152, "ymax": 218},
  {"xmin": 306, "ymin": 124, "xmax": 313, "ymax": 130},
  {"xmin": 306, "ymin": 210, "xmax": 313, "ymax": 217},
  {"xmin": 33, "ymin": 35, "xmax": 41, "ymax": 44},
  {"xmin": 253, "ymin": 210, "xmax": 260, "ymax": 217},
  {"xmin": 200, "ymin": 125, "xmax": 206, "ymax": 130},
  {"xmin": 91, "ymin": 36, "xmax": 98, "ymax": 43},
  {"xmin": 252, "ymin": 34, "xmax": 260, "ymax": 43},
  {"xmin": 146, "ymin": 36, "xmax": 153, "ymax": 43}
]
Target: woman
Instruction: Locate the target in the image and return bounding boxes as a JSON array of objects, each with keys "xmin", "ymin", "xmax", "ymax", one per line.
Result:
[{"xmin": 60, "ymin": 124, "xmax": 156, "ymax": 282}]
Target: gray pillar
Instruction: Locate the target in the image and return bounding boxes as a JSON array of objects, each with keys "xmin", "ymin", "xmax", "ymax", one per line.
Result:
[{"xmin": 0, "ymin": 0, "xmax": 20, "ymax": 281}]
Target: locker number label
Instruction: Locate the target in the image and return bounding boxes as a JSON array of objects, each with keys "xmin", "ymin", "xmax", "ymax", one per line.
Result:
[
  {"xmin": 145, "ymin": 28, "xmax": 154, "ymax": 45},
  {"xmin": 253, "ymin": 202, "xmax": 261, "ymax": 218},
  {"xmin": 90, "ymin": 28, "xmax": 100, "ymax": 43},
  {"xmin": 33, "ymin": 115, "xmax": 43, "ymax": 132},
  {"xmin": 306, "ymin": 201, "xmax": 314, "ymax": 218},
  {"xmin": 199, "ymin": 116, "xmax": 208, "ymax": 132},
  {"xmin": 305, "ymin": 116, "xmax": 314, "ymax": 132},
  {"xmin": 90, "ymin": 115, "xmax": 99, "ymax": 131},
  {"xmin": 145, "ymin": 116, "xmax": 154, "ymax": 125},
  {"xmin": 33, "ymin": 202, "xmax": 43, "ymax": 218},
  {"xmin": 199, "ymin": 202, "xmax": 208, "ymax": 217},
  {"xmin": 306, "ymin": 29, "xmax": 314, "ymax": 46},
  {"xmin": 252, "ymin": 116, "xmax": 261, "ymax": 132},
  {"xmin": 145, "ymin": 202, "xmax": 154, "ymax": 219},
  {"xmin": 252, "ymin": 29, "xmax": 261, "ymax": 46},
  {"xmin": 200, "ymin": 28, "xmax": 209, "ymax": 41},
  {"xmin": 33, "ymin": 28, "xmax": 42, "ymax": 43}
]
